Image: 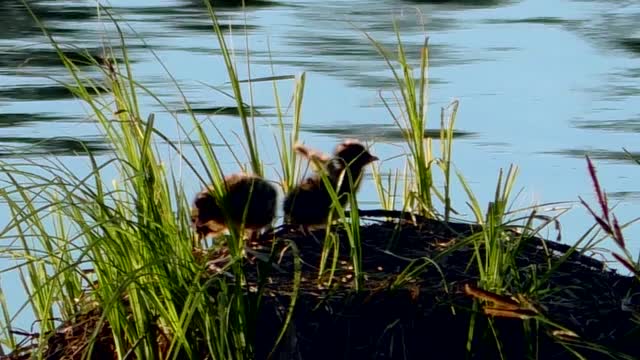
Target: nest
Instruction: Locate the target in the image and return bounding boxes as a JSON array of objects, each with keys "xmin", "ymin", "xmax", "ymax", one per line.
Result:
[{"xmin": 6, "ymin": 211, "xmax": 639, "ymax": 360}]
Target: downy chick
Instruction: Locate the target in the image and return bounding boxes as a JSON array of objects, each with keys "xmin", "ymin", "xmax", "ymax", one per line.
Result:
[
  {"xmin": 192, "ymin": 173, "xmax": 278, "ymax": 240},
  {"xmin": 283, "ymin": 139, "xmax": 378, "ymax": 227}
]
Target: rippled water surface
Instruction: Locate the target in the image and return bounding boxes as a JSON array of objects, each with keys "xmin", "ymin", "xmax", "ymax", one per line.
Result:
[{"xmin": 1, "ymin": 0, "xmax": 639, "ymax": 328}]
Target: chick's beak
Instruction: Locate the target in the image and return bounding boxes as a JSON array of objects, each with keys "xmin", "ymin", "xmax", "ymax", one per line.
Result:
[{"xmin": 368, "ymin": 154, "xmax": 379, "ymax": 162}]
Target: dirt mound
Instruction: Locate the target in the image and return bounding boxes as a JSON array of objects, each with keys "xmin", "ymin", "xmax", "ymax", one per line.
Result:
[{"xmin": 7, "ymin": 211, "xmax": 638, "ymax": 360}]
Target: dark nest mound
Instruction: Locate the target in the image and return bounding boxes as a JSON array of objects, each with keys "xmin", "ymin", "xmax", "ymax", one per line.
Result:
[
  {"xmin": 7, "ymin": 211, "xmax": 640, "ymax": 360},
  {"xmin": 251, "ymin": 211, "xmax": 639, "ymax": 360}
]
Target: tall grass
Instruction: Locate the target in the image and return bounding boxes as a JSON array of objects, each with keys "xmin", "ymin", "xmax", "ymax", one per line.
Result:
[
  {"xmin": 360, "ymin": 21, "xmax": 527, "ymax": 358},
  {"xmin": 368, "ymin": 33, "xmax": 436, "ymax": 218},
  {"xmin": 204, "ymin": 2, "xmax": 261, "ymax": 177},
  {"xmin": 363, "ymin": 27, "xmax": 462, "ymax": 226},
  {"xmin": 0, "ymin": 2, "xmax": 310, "ymax": 359}
]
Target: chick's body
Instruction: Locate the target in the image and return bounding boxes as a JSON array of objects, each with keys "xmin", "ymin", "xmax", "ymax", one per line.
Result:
[
  {"xmin": 192, "ymin": 173, "xmax": 277, "ymax": 239},
  {"xmin": 284, "ymin": 140, "xmax": 378, "ymax": 227},
  {"xmin": 283, "ymin": 177, "xmax": 335, "ymax": 226}
]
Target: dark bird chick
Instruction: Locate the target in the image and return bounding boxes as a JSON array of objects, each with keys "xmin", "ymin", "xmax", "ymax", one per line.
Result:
[
  {"xmin": 192, "ymin": 173, "xmax": 278, "ymax": 240},
  {"xmin": 283, "ymin": 139, "xmax": 378, "ymax": 228},
  {"xmin": 327, "ymin": 139, "xmax": 379, "ymax": 194}
]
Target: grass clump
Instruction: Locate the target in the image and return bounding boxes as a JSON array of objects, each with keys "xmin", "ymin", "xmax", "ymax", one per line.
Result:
[{"xmin": 0, "ymin": 3, "xmax": 266, "ymax": 359}]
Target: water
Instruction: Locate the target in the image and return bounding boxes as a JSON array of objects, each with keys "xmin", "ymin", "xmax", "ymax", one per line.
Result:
[{"xmin": 1, "ymin": 0, "xmax": 639, "ymax": 333}]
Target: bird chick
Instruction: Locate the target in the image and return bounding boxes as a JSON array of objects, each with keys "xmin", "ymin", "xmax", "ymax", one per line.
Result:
[
  {"xmin": 328, "ymin": 139, "xmax": 379, "ymax": 194},
  {"xmin": 192, "ymin": 173, "xmax": 278, "ymax": 241},
  {"xmin": 284, "ymin": 139, "xmax": 378, "ymax": 228}
]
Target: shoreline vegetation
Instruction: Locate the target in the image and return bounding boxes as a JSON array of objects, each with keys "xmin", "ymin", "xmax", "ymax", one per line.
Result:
[{"xmin": 2, "ymin": 2, "xmax": 639, "ymax": 359}]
